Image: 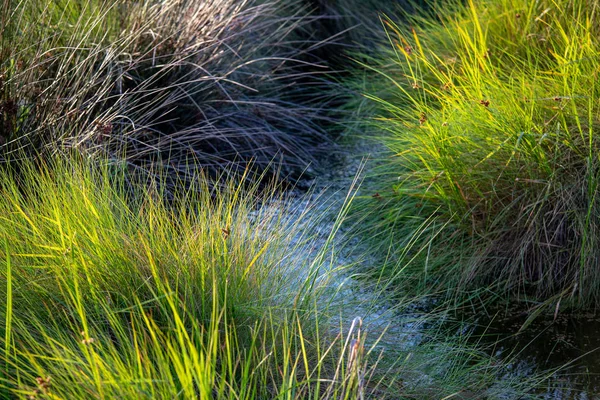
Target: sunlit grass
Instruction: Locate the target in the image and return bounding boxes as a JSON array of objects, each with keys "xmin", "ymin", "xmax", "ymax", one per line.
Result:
[
  {"xmin": 0, "ymin": 154, "xmax": 545, "ymax": 398},
  {"xmin": 0, "ymin": 155, "xmax": 374, "ymax": 399},
  {"xmin": 0, "ymin": 0, "xmax": 564, "ymax": 397},
  {"xmin": 360, "ymin": 0, "xmax": 600, "ymax": 307}
]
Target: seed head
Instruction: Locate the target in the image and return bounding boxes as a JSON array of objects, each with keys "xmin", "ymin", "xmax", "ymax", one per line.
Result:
[
  {"xmin": 221, "ymin": 227, "xmax": 230, "ymax": 239},
  {"xmin": 80, "ymin": 331, "xmax": 95, "ymax": 345},
  {"xmin": 35, "ymin": 376, "xmax": 51, "ymax": 393}
]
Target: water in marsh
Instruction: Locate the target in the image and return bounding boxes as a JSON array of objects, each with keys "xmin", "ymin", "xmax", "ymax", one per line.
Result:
[
  {"xmin": 293, "ymin": 143, "xmax": 600, "ymax": 399},
  {"xmin": 470, "ymin": 308, "xmax": 600, "ymax": 399}
]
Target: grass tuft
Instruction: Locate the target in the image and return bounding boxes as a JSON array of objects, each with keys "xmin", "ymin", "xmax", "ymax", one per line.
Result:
[
  {"xmin": 0, "ymin": 155, "xmax": 372, "ymax": 399},
  {"xmin": 361, "ymin": 0, "xmax": 600, "ymax": 307},
  {"xmin": 0, "ymin": 0, "xmax": 334, "ymax": 184}
]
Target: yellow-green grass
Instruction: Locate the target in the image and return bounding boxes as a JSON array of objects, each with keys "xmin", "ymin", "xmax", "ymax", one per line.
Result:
[
  {"xmin": 0, "ymin": 155, "xmax": 371, "ymax": 399},
  {"xmin": 0, "ymin": 154, "xmax": 546, "ymax": 398},
  {"xmin": 361, "ymin": 0, "xmax": 600, "ymax": 307}
]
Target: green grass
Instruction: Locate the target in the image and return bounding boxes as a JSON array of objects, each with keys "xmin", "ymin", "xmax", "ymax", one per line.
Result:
[
  {"xmin": 360, "ymin": 0, "xmax": 600, "ymax": 307},
  {"xmin": 0, "ymin": 155, "xmax": 537, "ymax": 399},
  {"xmin": 0, "ymin": 0, "xmax": 567, "ymax": 397},
  {"xmin": 0, "ymin": 155, "xmax": 373, "ymax": 399}
]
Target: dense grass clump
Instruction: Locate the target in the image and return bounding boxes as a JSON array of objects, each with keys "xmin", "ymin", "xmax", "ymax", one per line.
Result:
[
  {"xmin": 0, "ymin": 0, "xmax": 331, "ymax": 183},
  {"xmin": 0, "ymin": 1, "xmax": 566, "ymax": 397},
  {"xmin": 305, "ymin": 0, "xmax": 431, "ymax": 58},
  {"xmin": 0, "ymin": 156, "xmax": 529, "ymax": 399},
  {"xmin": 363, "ymin": 0, "xmax": 600, "ymax": 306},
  {"xmin": 0, "ymin": 156, "xmax": 373, "ymax": 399}
]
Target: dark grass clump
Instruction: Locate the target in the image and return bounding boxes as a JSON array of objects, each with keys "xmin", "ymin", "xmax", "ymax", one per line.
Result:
[
  {"xmin": 0, "ymin": 0, "xmax": 334, "ymax": 185},
  {"xmin": 305, "ymin": 0, "xmax": 431, "ymax": 59},
  {"xmin": 360, "ymin": 0, "xmax": 600, "ymax": 308}
]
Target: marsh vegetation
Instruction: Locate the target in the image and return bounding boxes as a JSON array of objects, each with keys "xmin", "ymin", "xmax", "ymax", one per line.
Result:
[{"xmin": 1, "ymin": 0, "xmax": 599, "ymax": 398}]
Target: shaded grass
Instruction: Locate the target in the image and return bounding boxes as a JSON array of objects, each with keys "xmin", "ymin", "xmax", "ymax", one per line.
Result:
[
  {"xmin": 0, "ymin": 0, "xmax": 334, "ymax": 186},
  {"xmin": 305, "ymin": 0, "xmax": 433, "ymax": 61},
  {"xmin": 0, "ymin": 1, "xmax": 562, "ymax": 397}
]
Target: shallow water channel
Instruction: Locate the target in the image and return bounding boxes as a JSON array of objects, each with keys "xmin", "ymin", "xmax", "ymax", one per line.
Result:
[
  {"xmin": 471, "ymin": 308, "xmax": 600, "ymax": 399},
  {"xmin": 292, "ymin": 145, "xmax": 600, "ymax": 399}
]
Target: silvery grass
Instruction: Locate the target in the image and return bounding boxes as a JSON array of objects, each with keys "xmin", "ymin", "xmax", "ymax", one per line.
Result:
[
  {"xmin": 0, "ymin": 0, "xmax": 331, "ymax": 185},
  {"xmin": 358, "ymin": 0, "xmax": 600, "ymax": 308}
]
